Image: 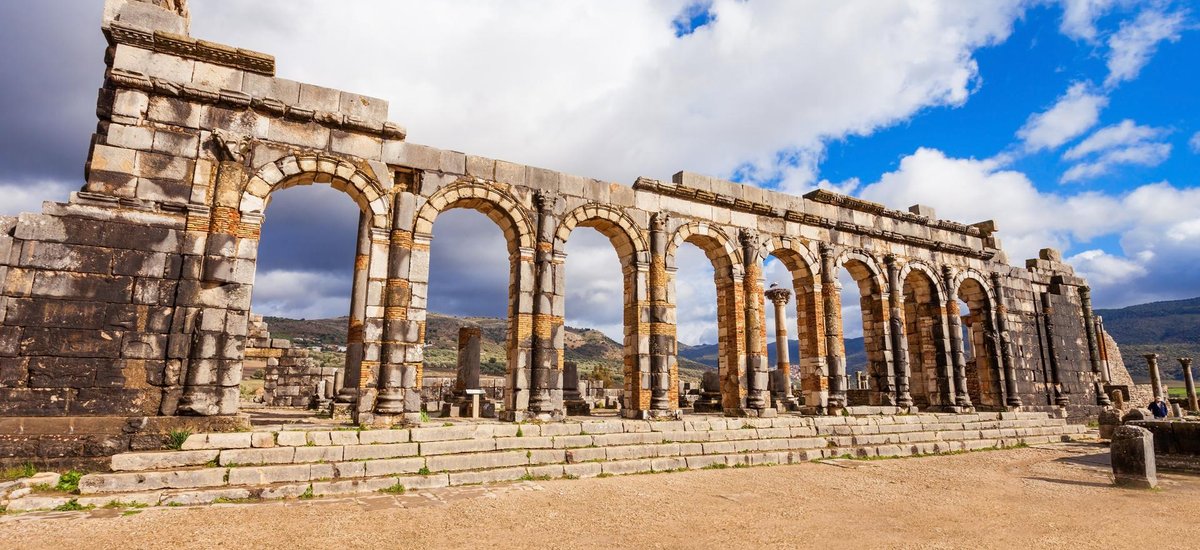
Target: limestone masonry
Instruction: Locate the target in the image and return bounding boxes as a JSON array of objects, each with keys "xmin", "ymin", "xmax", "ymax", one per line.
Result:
[{"xmin": 0, "ymin": 1, "xmax": 1129, "ymax": 444}]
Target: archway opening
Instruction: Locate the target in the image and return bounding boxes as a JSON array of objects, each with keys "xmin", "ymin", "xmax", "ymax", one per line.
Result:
[
  {"xmin": 244, "ymin": 183, "xmax": 360, "ymax": 415},
  {"xmin": 901, "ymin": 268, "xmax": 945, "ymax": 408},
  {"xmin": 674, "ymin": 241, "xmax": 720, "ymax": 410},
  {"xmin": 959, "ymin": 278, "xmax": 1002, "ymax": 407},
  {"xmin": 837, "ymin": 257, "xmax": 890, "ymax": 406},
  {"xmin": 561, "ymin": 224, "xmax": 629, "ymax": 414},
  {"xmin": 762, "ymin": 249, "xmax": 818, "ymax": 411}
]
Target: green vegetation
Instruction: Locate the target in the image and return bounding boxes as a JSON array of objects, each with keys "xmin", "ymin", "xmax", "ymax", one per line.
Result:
[
  {"xmin": 166, "ymin": 429, "xmax": 191, "ymax": 450},
  {"xmin": 299, "ymin": 485, "xmax": 314, "ymax": 500},
  {"xmin": 380, "ymin": 482, "xmax": 406, "ymax": 494},
  {"xmin": 53, "ymin": 499, "xmax": 95, "ymax": 512},
  {"xmin": 595, "ymin": 472, "xmax": 614, "ymax": 478},
  {"xmin": 417, "ymin": 466, "xmax": 431, "ymax": 476},
  {"xmin": 56, "ymin": 470, "xmax": 83, "ymax": 494},
  {"xmin": 211, "ymin": 496, "xmax": 260, "ymax": 505},
  {"xmin": 701, "ymin": 463, "xmax": 728, "ymax": 470},
  {"xmin": 0, "ymin": 463, "xmax": 36, "ymax": 481},
  {"xmin": 520, "ymin": 473, "xmax": 553, "ymax": 481}
]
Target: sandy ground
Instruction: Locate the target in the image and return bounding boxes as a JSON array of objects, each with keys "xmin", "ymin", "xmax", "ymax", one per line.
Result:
[{"xmin": 2, "ymin": 442, "xmax": 1196, "ymax": 549}]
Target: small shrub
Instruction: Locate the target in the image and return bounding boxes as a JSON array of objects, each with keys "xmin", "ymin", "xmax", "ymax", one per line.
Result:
[
  {"xmin": 56, "ymin": 470, "xmax": 83, "ymax": 494},
  {"xmin": 417, "ymin": 466, "xmax": 431, "ymax": 476},
  {"xmin": 595, "ymin": 472, "xmax": 614, "ymax": 478},
  {"xmin": 442, "ymin": 422, "xmax": 454, "ymax": 427},
  {"xmin": 53, "ymin": 499, "xmax": 94, "ymax": 512},
  {"xmin": 380, "ymin": 482, "xmax": 406, "ymax": 494},
  {"xmin": 562, "ymin": 474, "xmax": 579, "ymax": 480},
  {"xmin": 732, "ymin": 462, "xmax": 750, "ymax": 469},
  {"xmin": 419, "ymin": 411, "xmax": 430, "ymax": 423},
  {"xmin": 166, "ymin": 430, "xmax": 191, "ymax": 450},
  {"xmin": 30, "ymin": 483, "xmax": 54, "ymax": 493},
  {"xmin": 702, "ymin": 463, "xmax": 728, "ymax": 470},
  {"xmin": 0, "ymin": 463, "xmax": 36, "ymax": 481},
  {"xmin": 299, "ymin": 485, "xmax": 314, "ymax": 500},
  {"xmin": 515, "ymin": 426, "xmax": 524, "ymax": 437},
  {"xmin": 520, "ymin": 473, "xmax": 552, "ymax": 481},
  {"xmin": 122, "ymin": 510, "xmax": 141, "ymax": 517}
]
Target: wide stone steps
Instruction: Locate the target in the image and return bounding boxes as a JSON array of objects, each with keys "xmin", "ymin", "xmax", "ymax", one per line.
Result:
[{"xmin": 7, "ymin": 412, "xmax": 1085, "ymax": 511}]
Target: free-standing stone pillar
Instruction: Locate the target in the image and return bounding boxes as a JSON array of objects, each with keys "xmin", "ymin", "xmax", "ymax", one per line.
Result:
[
  {"xmin": 884, "ymin": 256, "xmax": 913, "ymax": 408},
  {"xmin": 1096, "ymin": 316, "xmax": 1113, "ymax": 384},
  {"xmin": 1079, "ymin": 286, "xmax": 1111, "ymax": 406},
  {"xmin": 820, "ymin": 245, "xmax": 846, "ymax": 410},
  {"xmin": 765, "ymin": 283, "xmax": 799, "ymax": 410},
  {"xmin": 740, "ymin": 230, "xmax": 770, "ymax": 414},
  {"xmin": 991, "ymin": 272, "xmax": 1022, "ymax": 408},
  {"xmin": 1041, "ymin": 292, "xmax": 1069, "ymax": 407},
  {"xmin": 564, "ymin": 361, "xmax": 593, "ymax": 415},
  {"xmin": 336, "ymin": 211, "xmax": 372, "ymax": 406},
  {"xmin": 1180, "ymin": 357, "xmax": 1198, "ymax": 412},
  {"xmin": 1145, "ymin": 353, "xmax": 1164, "ymax": 401},
  {"xmin": 528, "ymin": 192, "xmax": 563, "ymax": 418},
  {"xmin": 942, "ymin": 266, "xmax": 972, "ymax": 409},
  {"xmin": 442, "ymin": 327, "xmax": 495, "ymax": 418},
  {"xmin": 648, "ymin": 213, "xmax": 672, "ymax": 413},
  {"xmin": 1110, "ymin": 425, "xmax": 1158, "ymax": 489}
]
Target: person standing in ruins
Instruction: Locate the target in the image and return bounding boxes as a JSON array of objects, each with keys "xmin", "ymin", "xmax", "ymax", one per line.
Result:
[{"xmin": 1148, "ymin": 397, "xmax": 1169, "ymax": 419}]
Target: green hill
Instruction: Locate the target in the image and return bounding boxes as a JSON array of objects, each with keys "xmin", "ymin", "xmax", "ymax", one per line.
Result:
[{"xmin": 1096, "ymin": 296, "xmax": 1200, "ymax": 382}]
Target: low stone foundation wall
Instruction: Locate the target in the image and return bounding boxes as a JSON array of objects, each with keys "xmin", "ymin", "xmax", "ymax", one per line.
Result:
[{"xmin": 1129, "ymin": 419, "xmax": 1200, "ymax": 473}]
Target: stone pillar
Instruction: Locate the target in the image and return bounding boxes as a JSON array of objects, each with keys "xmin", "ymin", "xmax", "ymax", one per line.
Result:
[
  {"xmin": 1110, "ymin": 425, "xmax": 1157, "ymax": 489},
  {"xmin": 564, "ymin": 361, "xmax": 593, "ymax": 415},
  {"xmin": 528, "ymin": 192, "xmax": 563, "ymax": 417},
  {"xmin": 1145, "ymin": 353, "xmax": 1163, "ymax": 401},
  {"xmin": 456, "ymin": 327, "xmax": 482, "ymax": 392},
  {"xmin": 820, "ymin": 245, "xmax": 846, "ymax": 410},
  {"xmin": 1180, "ymin": 358, "xmax": 1197, "ymax": 412},
  {"xmin": 740, "ymin": 230, "xmax": 770, "ymax": 414},
  {"xmin": 991, "ymin": 272, "xmax": 1023, "ymax": 408},
  {"xmin": 1096, "ymin": 316, "xmax": 1113, "ymax": 384},
  {"xmin": 336, "ymin": 212, "xmax": 372, "ymax": 405},
  {"xmin": 648, "ymin": 214, "xmax": 672, "ymax": 413},
  {"xmin": 942, "ymin": 266, "xmax": 972, "ymax": 409},
  {"xmin": 1041, "ymin": 292, "xmax": 1069, "ymax": 407},
  {"xmin": 1079, "ymin": 286, "xmax": 1111, "ymax": 406},
  {"xmin": 765, "ymin": 283, "xmax": 798, "ymax": 410},
  {"xmin": 375, "ymin": 192, "xmax": 419, "ymax": 417},
  {"xmin": 884, "ymin": 256, "xmax": 913, "ymax": 408}
]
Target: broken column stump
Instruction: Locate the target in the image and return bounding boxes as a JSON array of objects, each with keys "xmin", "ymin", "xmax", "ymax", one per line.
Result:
[
  {"xmin": 692, "ymin": 371, "xmax": 723, "ymax": 413},
  {"xmin": 1111, "ymin": 425, "xmax": 1157, "ymax": 489},
  {"xmin": 563, "ymin": 361, "xmax": 593, "ymax": 416},
  {"xmin": 441, "ymin": 327, "xmax": 496, "ymax": 418},
  {"xmin": 1098, "ymin": 408, "xmax": 1121, "ymax": 440}
]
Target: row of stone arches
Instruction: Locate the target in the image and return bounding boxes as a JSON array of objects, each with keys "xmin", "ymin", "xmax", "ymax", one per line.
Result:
[{"xmin": 205, "ymin": 161, "xmax": 1018, "ymax": 421}]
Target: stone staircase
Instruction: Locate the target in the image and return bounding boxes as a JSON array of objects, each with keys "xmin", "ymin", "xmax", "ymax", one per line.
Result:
[{"xmin": 5, "ymin": 412, "xmax": 1087, "ymax": 511}]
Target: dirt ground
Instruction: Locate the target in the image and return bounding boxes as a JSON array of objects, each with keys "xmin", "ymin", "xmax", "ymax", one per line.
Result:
[{"xmin": 3, "ymin": 442, "xmax": 1196, "ymax": 549}]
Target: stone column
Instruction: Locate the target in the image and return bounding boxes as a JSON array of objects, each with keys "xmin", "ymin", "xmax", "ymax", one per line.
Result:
[
  {"xmin": 740, "ymin": 229, "xmax": 770, "ymax": 413},
  {"xmin": 1079, "ymin": 286, "xmax": 1111, "ymax": 406},
  {"xmin": 528, "ymin": 192, "xmax": 562, "ymax": 417},
  {"xmin": 1041, "ymin": 292, "xmax": 1069, "ymax": 406},
  {"xmin": 820, "ymin": 245, "xmax": 846, "ymax": 410},
  {"xmin": 885, "ymin": 256, "xmax": 913, "ymax": 408},
  {"xmin": 455, "ymin": 327, "xmax": 482, "ymax": 393},
  {"xmin": 765, "ymin": 283, "xmax": 798, "ymax": 409},
  {"xmin": 942, "ymin": 266, "xmax": 972, "ymax": 408},
  {"xmin": 1097, "ymin": 316, "xmax": 1113, "ymax": 384},
  {"xmin": 647, "ymin": 213, "xmax": 674, "ymax": 416},
  {"xmin": 564, "ymin": 360, "xmax": 593, "ymax": 415},
  {"xmin": 991, "ymin": 272, "xmax": 1023, "ymax": 408},
  {"xmin": 1145, "ymin": 354, "xmax": 1163, "ymax": 401},
  {"xmin": 335, "ymin": 212, "xmax": 372, "ymax": 406},
  {"xmin": 375, "ymin": 192, "xmax": 418, "ymax": 416},
  {"xmin": 1180, "ymin": 358, "xmax": 1197, "ymax": 412}
]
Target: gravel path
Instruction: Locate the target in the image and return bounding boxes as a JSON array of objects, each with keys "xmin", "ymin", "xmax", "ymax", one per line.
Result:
[{"xmin": 3, "ymin": 443, "xmax": 1196, "ymax": 549}]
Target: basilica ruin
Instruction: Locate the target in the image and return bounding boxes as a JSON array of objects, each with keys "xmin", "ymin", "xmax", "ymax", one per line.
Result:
[{"xmin": 0, "ymin": 1, "xmax": 1132, "ymax": 458}]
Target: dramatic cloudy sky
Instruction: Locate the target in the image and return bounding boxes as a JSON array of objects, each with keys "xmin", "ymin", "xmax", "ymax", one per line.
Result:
[{"xmin": 1, "ymin": 1, "xmax": 1196, "ymax": 345}]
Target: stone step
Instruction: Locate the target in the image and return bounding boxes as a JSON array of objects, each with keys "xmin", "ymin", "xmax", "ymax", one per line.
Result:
[{"xmin": 29, "ymin": 433, "xmax": 1078, "ymax": 511}]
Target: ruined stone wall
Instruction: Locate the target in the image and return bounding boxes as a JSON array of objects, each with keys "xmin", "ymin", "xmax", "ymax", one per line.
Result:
[
  {"xmin": 243, "ymin": 316, "xmax": 335, "ymax": 408},
  {"xmin": 0, "ymin": 0, "xmax": 1114, "ymax": 428}
]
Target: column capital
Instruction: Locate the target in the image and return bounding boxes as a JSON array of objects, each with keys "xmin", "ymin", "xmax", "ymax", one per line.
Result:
[
  {"xmin": 1180, "ymin": 357, "xmax": 1193, "ymax": 367},
  {"xmin": 765, "ymin": 283, "xmax": 792, "ymax": 305},
  {"xmin": 1144, "ymin": 353, "xmax": 1159, "ymax": 361}
]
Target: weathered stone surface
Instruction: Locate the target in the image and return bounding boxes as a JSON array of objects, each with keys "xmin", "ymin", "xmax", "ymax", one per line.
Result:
[
  {"xmin": 79, "ymin": 468, "xmax": 227, "ymax": 494},
  {"xmin": 1111, "ymin": 425, "xmax": 1157, "ymax": 489},
  {"xmin": 112, "ymin": 449, "xmax": 219, "ymax": 471}
]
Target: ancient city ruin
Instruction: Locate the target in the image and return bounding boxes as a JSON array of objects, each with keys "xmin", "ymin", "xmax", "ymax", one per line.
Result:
[{"xmin": 0, "ymin": 1, "xmax": 1147, "ymax": 464}]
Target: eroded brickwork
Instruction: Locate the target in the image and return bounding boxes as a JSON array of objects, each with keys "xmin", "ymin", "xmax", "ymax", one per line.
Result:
[{"xmin": 0, "ymin": 0, "xmax": 1120, "ymax": 427}]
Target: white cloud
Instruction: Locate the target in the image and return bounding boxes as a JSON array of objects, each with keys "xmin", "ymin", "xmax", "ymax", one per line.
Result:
[
  {"xmin": 1057, "ymin": 0, "xmax": 1124, "ymax": 42},
  {"xmin": 251, "ymin": 270, "xmax": 353, "ymax": 319},
  {"xmin": 1060, "ymin": 141, "xmax": 1171, "ymax": 183},
  {"xmin": 1016, "ymin": 82, "xmax": 1108, "ymax": 152},
  {"xmin": 1066, "ymin": 249, "xmax": 1148, "ymax": 285},
  {"xmin": 1104, "ymin": 8, "xmax": 1186, "ymax": 87},
  {"xmin": 190, "ymin": 0, "xmax": 1023, "ymax": 186},
  {"xmin": 1063, "ymin": 119, "xmax": 1163, "ymax": 160},
  {"xmin": 0, "ymin": 179, "xmax": 74, "ymax": 217},
  {"xmin": 1189, "ymin": 131, "xmax": 1200, "ymax": 153}
]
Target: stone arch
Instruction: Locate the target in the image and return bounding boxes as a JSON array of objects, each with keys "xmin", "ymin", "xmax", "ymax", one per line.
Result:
[
  {"xmin": 413, "ymin": 180, "xmax": 535, "ymax": 253},
  {"xmin": 833, "ymin": 249, "xmax": 896, "ymax": 406},
  {"xmin": 899, "ymin": 262, "xmax": 951, "ymax": 409},
  {"xmin": 242, "ymin": 154, "xmax": 391, "ymax": 229},
  {"xmin": 552, "ymin": 203, "xmax": 651, "ymax": 416},
  {"xmin": 955, "ymin": 272, "xmax": 1003, "ymax": 407},
  {"xmin": 665, "ymin": 221, "xmax": 747, "ymax": 412},
  {"xmin": 760, "ymin": 236, "xmax": 822, "ymax": 411},
  {"xmin": 409, "ymin": 180, "xmax": 538, "ymax": 414}
]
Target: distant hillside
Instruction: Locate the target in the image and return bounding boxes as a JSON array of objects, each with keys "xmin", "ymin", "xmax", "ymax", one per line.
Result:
[
  {"xmin": 679, "ymin": 337, "xmax": 868, "ymax": 375},
  {"xmin": 1097, "ymin": 296, "xmax": 1200, "ymax": 382},
  {"xmin": 262, "ymin": 313, "xmax": 712, "ymax": 384}
]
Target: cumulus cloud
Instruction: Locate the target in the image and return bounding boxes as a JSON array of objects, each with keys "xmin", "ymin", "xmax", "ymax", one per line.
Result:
[
  {"xmin": 1063, "ymin": 119, "xmax": 1164, "ymax": 160},
  {"xmin": 1057, "ymin": 0, "xmax": 1125, "ymax": 42},
  {"xmin": 251, "ymin": 270, "xmax": 353, "ymax": 319},
  {"xmin": 1059, "ymin": 120, "xmax": 1172, "ymax": 183},
  {"xmin": 0, "ymin": 179, "xmax": 74, "ymax": 217},
  {"xmin": 1190, "ymin": 131, "xmax": 1200, "ymax": 153},
  {"xmin": 1104, "ymin": 7, "xmax": 1187, "ymax": 87},
  {"xmin": 1016, "ymin": 82, "xmax": 1108, "ymax": 152}
]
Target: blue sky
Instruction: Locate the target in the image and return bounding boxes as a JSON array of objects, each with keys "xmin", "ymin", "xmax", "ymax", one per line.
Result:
[{"xmin": 0, "ymin": 1, "xmax": 1196, "ymax": 345}]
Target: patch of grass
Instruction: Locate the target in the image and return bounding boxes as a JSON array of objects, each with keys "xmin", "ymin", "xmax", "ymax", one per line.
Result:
[
  {"xmin": 520, "ymin": 473, "xmax": 553, "ymax": 481},
  {"xmin": 419, "ymin": 411, "xmax": 431, "ymax": 423},
  {"xmin": 515, "ymin": 426, "xmax": 524, "ymax": 437},
  {"xmin": 121, "ymin": 510, "xmax": 141, "ymax": 517},
  {"xmin": 299, "ymin": 485, "xmax": 315, "ymax": 500},
  {"xmin": 380, "ymin": 482, "xmax": 406, "ymax": 494},
  {"xmin": 702, "ymin": 463, "xmax": 728, "ymax": 470},
  {"xmin": 56, "ymin": 470, "xmax": 83, "ymax": 494},
  {"xmin": 102, "ymin": 501, "xmax": 148, "ymax": 509},
  {"xmin": 166, "ymin": 502, "xmax": 183, "ymax": 507},
  {"xmin": 212, "ymin": 496, "xmax": 260, "ymax": 505},
  {"xmin": 30, "ymin": 483, "xmax": 55, "ymax": 493},
  {"xmin": 417, "ymin": 466, "xmax": 431, "ymax": 476},
  {"xmin": 442, "ymin": 422, "xmax": 454, "ymax": 427},
  {"xmin": 166, "ymin": 430, "xmax": 191, "ymax": 450},
  {"xmin": 0, "ymin": 463, "xmax": 36, "ymax": 481},
  {"xmin": 53, "ymin": 499, "xmax": 95, "ymax": 512},
  {"xmin": 561, "ymin": 474, "xmax": 579, "ymax": 480},
  {"xmin": 732, "ymin": 462, "xmax": 750, "ymax": 469},
  {"xmin": 595, "ymin": 472, "xmax": 614, "ymax": 478}
]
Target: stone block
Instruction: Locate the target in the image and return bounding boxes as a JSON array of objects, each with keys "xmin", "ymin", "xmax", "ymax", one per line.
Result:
[
  {"xmin": 5, "ymin": 495, "xmax": 71, "ymax": 512},
  {"xmin": 552, "ymin": 435, "xmax": 594, "ymax": 449},
  {"xmin": 420, "ymin": 438, "xmax": 496, "ymax": 456},
  {"xmin": 111, "ymin": 449, "xmax": 219, "ymax": 471},
  {"xmin": 565, "ymin": 447, "xmax": 606, "ymax": 463},
  {"xmin": 78, "ymin": 468, "xmax": 227, "ymax": 494},
  {"xmin": 260, "ymin": 483, "xmax": 311, "ymax": 500},
  {"xmin": 448, "ymin": 467, "xmax": 526, "ymax": 486},
  {"xmin": 394, "ymin": 473, "xmax": 450, "ymax": 490},
  {"xmin": 219, "ymin": 446, "xmax": 296, "ymax": 466},
  {"xmin": 160, "ymin": 488, "xmax": 251, "ymax": 507},
  {"xmin": 75, "ymin": 491, "xmax": 162, "ymax": 508},
  {"xmin": 381, "ymin": 141, "xmax": 440, "ymax": 171},
  {"xmin": 312, "ymin": 477, "xmax": 396, "ymax": 496},
  {"xmin": 426, "ymin": 451, "xmax": 527, "ymax": 472},
  {"xmin": 600, "ymin": 459, "xmax": 653, "ymax": 475},
  {"xmin": 342, "ymin": 442, "xmax": 419, "ymax": 461},
  {"xmin": 579, "ymin": 420, "xmax": 624, "ymax": 434},
  {"xmin": 1111, "ymin": 425, "xmax": 1157, "ymax": 489},
  {"xmin": 495, "ymin": 436, "xmax": 554, "ymax": 450},
  {"xmin": 251, "ymin": 432, "xmax": 276, "ymax": 448},
  {"xmin": 331, "ymin": 461, "xmax": 366, "ymax": 478},
  {"xmin": 363, "ymin": 457, "xmax": 425, "ymax": 477},
  {"xmin": 293, "ymin": 445, "xmax": 344, "ymax": 463},
  {"xmin": 562, "ymin": 462, "xmax": 602, "ymax": 478},
  {"xmin": 226, "ymin": 464, "xmax": 312, "ymax": 485},
  {"xmin": 297, "ymin": 83, "xmax": 341, "ymax": 112},
  {"xmin": 528, "ymin": 449, "xmax": 567, "ymax": 465}
]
